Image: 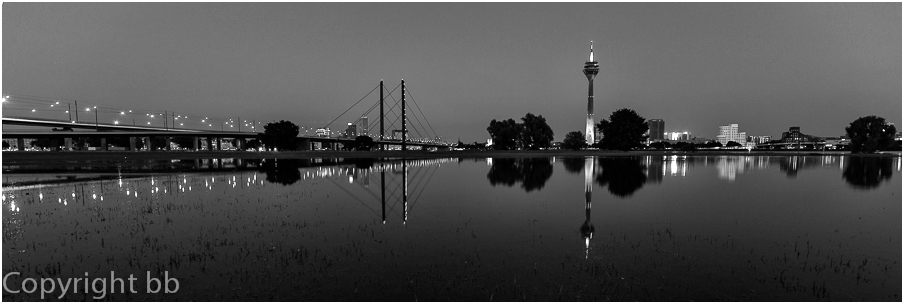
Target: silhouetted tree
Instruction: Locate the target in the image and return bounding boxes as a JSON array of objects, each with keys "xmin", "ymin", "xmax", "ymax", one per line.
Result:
[
  {"xmin": 845, "ymin": 116, "xmax": 897, "ymax": 153},
  {"xmin": 520, "ymin": 113, "xmax": 554, "ymax": 150},
  {"xmin": 487, "ymin": 118, "xmax": 520, "ymax": 150},
  {"xmin": 262, "ymin": 120, "xmax": 300, "ymax": 151},
  {"xmin": 353, "ymin": 136, "xmax": 375, "ymax": 151},
  {"xmin": 726, "ymin": 141, "xmax": 743, "ymax": 148},
  {"xmin": 562, "ymin": 131, "xmax": 586, "ymax": 151},
  {"xmin": 596, "ymin": 157, "xmax": 647, "ymax": 197},
  {"xmin": 595, "ymin": 108, "xmax": 649, "ymax": 151},
  {"xmin": 843, "ymin": 157, "xmax": 894, "ymax": 189},
  {"xmin": 2, "ymin": 141, "xmax": 9, "ymax": 150},
  {"xmin": 679, "ymin": 143, "xmax": 698, "ymax": 152},
  {"xmin": 245, "ymin": 139, "xmax": 262, "ymax": 150},
  {"xmin": 700, "ymin": 140, "xmax": 723, "ymax": 149},
  {"xmin": 648, "ymin": 141, "xmax": 671, "ymax": 150}
]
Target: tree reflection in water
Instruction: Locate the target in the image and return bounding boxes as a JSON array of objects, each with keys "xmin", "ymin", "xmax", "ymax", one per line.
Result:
[
  {"xmin": 596, "ymin": 157, "xmax": 647, "ymax": 197},
  {"xmin": 843, "ymin": 156, "xmax": 894, "ymax": 189},
  {"xmin": 561, "ymin": 157, "xmax": 586, "ymax": 174},
  {"xmin": 486, "ymin": 158, "xmax": 554, "ymax": 192},
  {"xmin": 259, "ymin": 159, "xmax": 304, "ymax": 185}
]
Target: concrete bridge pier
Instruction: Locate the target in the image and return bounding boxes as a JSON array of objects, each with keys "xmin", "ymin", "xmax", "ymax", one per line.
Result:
[
  {"xmin": 100, "ymin": 138, "xmax": 107, "ymax": 151},
  {"xmin": 235, "ymin": 138, "xmax": 244, "ymax": 151},
  {"xmin": 192, "ymin": 137, "xmax": 199, "ymax": 151},
  {"xmin": 216, "ymin": 138, "xmax": 222, "ymax": 150},
  {"xmin": 64, "ymin": 138, "xmax": 73, "ymax": 151},
  {"xmin": 16, "ymin": 138, "xmax": 24, "ymax": 151},
  {"xmin": 164, "ymin": 137, "xmax": 172, "ymax": 151},
  {"xmin": 206, "ymin": 137, "xmax": 213, "ymax": 151},
  {"xmin": 129, "ymin": 137, "xmax": 136, "ymax": 151},
  {"xmin": 146, "ymin": 137, "xmax": 155, "ymax": 151}
]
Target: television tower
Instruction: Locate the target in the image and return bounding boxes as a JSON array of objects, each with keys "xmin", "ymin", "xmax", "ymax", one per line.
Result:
[{"xmin": 582, "ymin": 41, "xmax": 600, "ymax": 144}]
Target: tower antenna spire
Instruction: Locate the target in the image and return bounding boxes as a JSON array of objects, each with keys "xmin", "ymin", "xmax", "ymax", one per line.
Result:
[{"xmin": 590, "ymin": 41, "xmax": 594, "ymax": 62}]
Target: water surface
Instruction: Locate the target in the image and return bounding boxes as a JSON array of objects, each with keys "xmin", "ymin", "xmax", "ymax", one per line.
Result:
[{"xmin": 2, "ymin": 155, "xmax": 900, "ymax": 301}]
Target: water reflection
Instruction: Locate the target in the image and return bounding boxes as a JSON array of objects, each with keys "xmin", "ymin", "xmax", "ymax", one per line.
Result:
[
  {"xmin": 486, "ymin": 158, "xmax": 554, "ymax": 192},
  {"xmin": 580, "ymin": 157, "xmax": 595, "ymax": 259},
  {"xmin": 561, "ymin": 157, "xmax": 585, "ymax": 174},
  {"xmin": 260, "ymin": 159, "xmax": 303, "ymax": 185},
  {"xmin": 843, "ymin": 157, "xmax": 895, "ymax": 189},
  {"xmin": 596, "ymin": 157, "xmax": 647, "ymax": 198},
  {"xmin": 2, "ymin": 155, "xmax": 900, "ymax": 301}
]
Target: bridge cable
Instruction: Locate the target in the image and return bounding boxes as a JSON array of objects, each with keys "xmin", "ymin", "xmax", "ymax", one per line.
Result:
[
  {"xmin": 402, "ymin": 88, "xmax": 439, "ymax": 139},
  {"xmin": 322, "ymin": 84, "xmax": 381, "ymax": 129},
  {"xmin": 407, "ymin": 165, "xmax": 439, "ymax": 213}
]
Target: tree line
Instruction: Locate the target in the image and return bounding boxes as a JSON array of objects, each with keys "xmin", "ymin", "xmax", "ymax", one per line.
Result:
[{"xmin": 485, "ymin": 109, "xmax": 899, "ymax": 153}]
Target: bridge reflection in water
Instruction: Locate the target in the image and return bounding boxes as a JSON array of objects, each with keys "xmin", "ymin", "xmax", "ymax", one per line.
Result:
[{"xmin": 2, "ymin": 155, "xmax": 897, "ymax": 262}]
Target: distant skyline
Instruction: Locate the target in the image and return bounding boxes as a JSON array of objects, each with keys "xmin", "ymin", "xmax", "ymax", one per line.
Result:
[{"xmin": 3, "ymin": 3, "xmax": 900, "ymax": 142}]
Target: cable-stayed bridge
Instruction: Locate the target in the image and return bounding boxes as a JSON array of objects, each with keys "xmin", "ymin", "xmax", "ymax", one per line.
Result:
[{"xmin": 1, "ymin": 81, "xmax": 452, "ymax": 151}]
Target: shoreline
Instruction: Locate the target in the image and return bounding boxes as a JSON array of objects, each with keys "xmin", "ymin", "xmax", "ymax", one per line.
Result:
[{"xmin": 2, "ymin": 150, "xmax": 901, "ymax": 161}]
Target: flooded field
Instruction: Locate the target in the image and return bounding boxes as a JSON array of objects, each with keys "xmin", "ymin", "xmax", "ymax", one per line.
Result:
[{"xmin": 2, "ymin": 155, "xmax": 901, "ymax": 301}]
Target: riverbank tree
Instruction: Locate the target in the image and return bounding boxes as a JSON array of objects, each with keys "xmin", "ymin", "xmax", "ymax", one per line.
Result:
[
  {"xmin": 595, "ymin": 108, "xmax": 648, "ymax": 151},
  {"xmin": 845, "ymin": 115, "xmax": 897, "ymax": 153},
  {"xmin": 487, "ymin": 113, "xmax": 554, "ymax": 150},
  {"xmin": 261, "ymin": 120, "xmax": 300, "ymax": 151}
]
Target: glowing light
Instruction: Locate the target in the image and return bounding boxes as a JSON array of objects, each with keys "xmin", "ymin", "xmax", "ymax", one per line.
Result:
[
  {"xmin": 121, "ymin": 111, "xmax": 125, "ymax": 115},
  {"xmin": 114, "ymin": 121, "xmax": 119, "ymax": 125},
  {"xmin": 31, "ymin": 109, "xmax": 35, "ymax": 112}
]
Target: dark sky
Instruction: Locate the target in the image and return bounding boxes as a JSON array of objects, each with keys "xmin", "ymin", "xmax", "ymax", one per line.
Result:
[{"xmin": 3, "ymin": 3, "xmax": 900, "ymax": 142}]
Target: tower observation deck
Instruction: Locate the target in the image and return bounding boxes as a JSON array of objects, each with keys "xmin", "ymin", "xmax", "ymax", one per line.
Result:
[{"xmin": 582, "ymin": 42, "xmax": 600, "ymax": 144}]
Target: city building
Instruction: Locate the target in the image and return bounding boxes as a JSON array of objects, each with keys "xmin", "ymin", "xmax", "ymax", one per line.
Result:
[
  {"xmin": 780, "ymin": 127, "xmax": 816, "ymax": 143},
  {"xmin": 666, "ymin": 131, "xmax": 690, "ymax": 141},
  {"xmin": 647, "ymin": 119, "xmax": 665, "ymax": 141},
  {"xmin": 345, "ymin": 123, "xmax": 357, "ymax": 138},
  {"xmin": 716, "ymin": 124, "xmax": 747, "ymax": 145},
  {"xmin": 582, "ymin": 42, "xmax": 600, "ymax": 144},
  {"xmin": 358, "ymin": 116, "xmax": 368, "ymax": 137},
  {"xmin": 749, "ymin": 135, "xmax": 772, "ymax": 144},
  {"xmin": 315, "ymin": 128, "xmax": 331, "ymax": 137}
]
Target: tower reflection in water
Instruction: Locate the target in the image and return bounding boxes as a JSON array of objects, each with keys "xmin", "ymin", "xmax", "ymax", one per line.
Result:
[{"xmin": 580, "ymin": 157, "xmax": 594, "ymax": 259}]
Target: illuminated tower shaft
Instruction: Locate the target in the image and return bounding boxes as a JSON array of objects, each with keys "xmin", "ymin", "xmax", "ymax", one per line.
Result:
[{"xmin": 582, "ymin": 42, "xmax": 600, "ymax": 144}]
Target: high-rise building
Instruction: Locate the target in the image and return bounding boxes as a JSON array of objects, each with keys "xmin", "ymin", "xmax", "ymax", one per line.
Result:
[
  {"xmin": 647, "ymin": 119, "xmax": 665, "ymax": 141},
  {"xmin": 582, "ymin": 42, "xmax": 600, "ymax": 144},
  {"xmin": 346, "ymin": 123, "xmax": 357, "ymax": 138},
  {"xmin": 359, "ymin": 116, "xmax": 368, "ymax": 136},
  {"xmin": 717, "ymin": 124, "xmax": 747, "ymax": 145}
]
